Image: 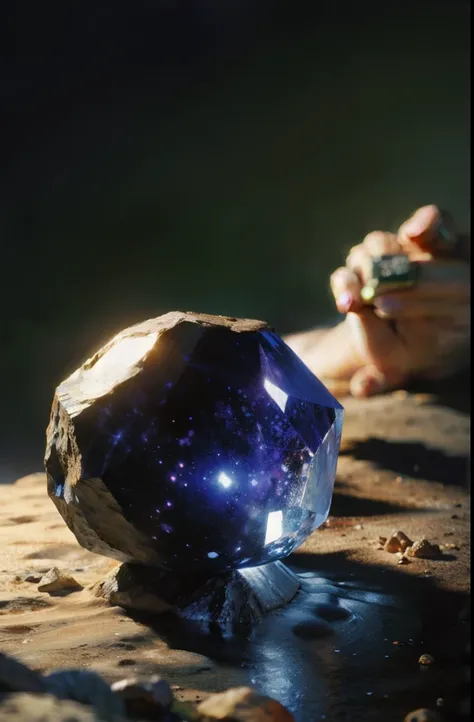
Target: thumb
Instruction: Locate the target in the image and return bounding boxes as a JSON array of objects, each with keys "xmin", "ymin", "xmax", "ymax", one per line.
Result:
[
  {"xmin": 398, "ymin": 204, "xmax": 457, "ymax": 256},
  {"xmin": 349, "ymin": 364, "xmax": 404, "ymax": 398}
]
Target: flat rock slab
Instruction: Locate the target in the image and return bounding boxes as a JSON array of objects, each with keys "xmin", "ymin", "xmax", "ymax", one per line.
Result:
[{"xmin": 0, "ymin": 388, "xmax": 469, "ymax": 722}]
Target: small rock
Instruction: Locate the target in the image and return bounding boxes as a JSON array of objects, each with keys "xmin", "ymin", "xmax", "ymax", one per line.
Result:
[
  {"xmin": 37, "ymin": 568, "xmax": 83, "ymax": 594},
  {"xmin": 197, "ymin": 687, "xmax": 295, "ymax": 721},
  {"xmin": 403, "ymin": 708, "xmax": 440, "ymax": 722},
  {"xmin": 436, "ymin": 698, "xmax": 444, "ymax": 707},
  {"xmin": 418, "ymin": 654, "xmax": 435, "ymax": 666},
  {"xmin": 384, "ymin": 531, "xmax": 414, "ymax": 554},
  {"xmin": 440, "ymin": 543, "xmax": 460, "ymax": 551},
  {"xmin": 112, "ymin": 676, "xmax": 173, "ymax": 718},
  {"xmin": 405, "ymin": 540, "xmax": 441, "ymax": 560},
  {"xmin": 92, "ymin": 564, "xmax": 173, "ymax": 615},
  {"xmin": 397, "ymin": 553, "xmax": 411, "ymax": 565},
  {"xmin": 0, "ymin": 652, "xmax": 47, "ymax": 694},
  {"xmin": 0, "ymin": 693, "xmax": 114, "ymax": 722},
  {"xmin": 393, "ymin": 390, "xmax": 408, "ymax": 400},
  {"xmin": 353, "ymin": 524, "xmax": 363, "ymax": 530},
  {"xmin": 21, "ymin": 572, "xmax": 43, "ymax": 584},
  {"xmin": 45, "ymin": 669, "xmax": 126, "ymax": 721}
]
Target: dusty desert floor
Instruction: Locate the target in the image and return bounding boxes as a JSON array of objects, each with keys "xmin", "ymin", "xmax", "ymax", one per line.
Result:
[{"xmin": 0, "ymin": 386, "xmax": 470, "ymax": 721}]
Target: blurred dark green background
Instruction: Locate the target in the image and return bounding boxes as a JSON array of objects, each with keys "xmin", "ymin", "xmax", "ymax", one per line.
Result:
[{"xmin": 1, "ymin": 1, "xmax": 470, "ymax": 481}]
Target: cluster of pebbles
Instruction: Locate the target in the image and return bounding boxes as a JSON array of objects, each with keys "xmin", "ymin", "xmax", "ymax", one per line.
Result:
[
  {"xmin": 378, "ymin": 530, "xmax": 449, "ymax": 565},
  {"xmin": 0, "ymin": 652, "xmax": 294, "ymax": 721}
]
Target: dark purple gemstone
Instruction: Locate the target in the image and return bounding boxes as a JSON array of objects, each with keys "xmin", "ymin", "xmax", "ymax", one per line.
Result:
[{"xmin": 45, "ymin": 312, "xmax": 343, "ymax": 574}]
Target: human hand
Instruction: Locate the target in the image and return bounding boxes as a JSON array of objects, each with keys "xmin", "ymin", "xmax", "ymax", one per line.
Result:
[{"xmin": 329, "ymin": 205, "xmax": 470, "ymax": 397}]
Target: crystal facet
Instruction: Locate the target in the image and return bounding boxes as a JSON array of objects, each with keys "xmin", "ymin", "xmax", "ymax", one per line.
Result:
[{"xmin": 45, "ymin": 312, "xmax": 343, "ymax": 574}]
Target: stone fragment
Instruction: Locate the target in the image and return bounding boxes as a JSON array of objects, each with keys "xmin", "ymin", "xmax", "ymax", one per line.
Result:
[
  {"xmin": 196, "ymin": 686, "xmax": 295, "ymax": 721},
  {"xmin": 91, "ymin": 564, "xmax": 173, "ymax": 615},
  {"xmin": 418, "ymin": 653, "xmax": 435, "ymax": 666},
  {"xmin": 45, "ymin": 669, "xmax": 125, "ymax": 721},
  {"xmin": 45, "ymin": 312, "xmax": 343, "ymax": 575},
  {"xmin": 0, "ymin": 653, "xmax": 47, "ymax": 695},
  {"xmin": 111, "ymin": 675, "xmax": 173, "ymax": 719},
  {"xmin": 384, "ymin": 530, "xmax": 414, "ymax": 554},
  {"xmin": 0, "ymin": 693, "xmax": 121, "ymax": 722},
  {"xmin": 404, "ymin": 540, "xmax": 441, "ymax": 560},
  {"xmin": 20, "ymin": 571, "xmax": 43, "ymax": 584},
  {"xmin": 37, "ymin": 567, "xmax": 83, "ymax": 593},
  {"xmin": 397, "ymin": 553, "xmax": 411, "ymax": 565},
  {"xmin": 92, "ymin": 560, "xmax": 299, "ymax": 630}
]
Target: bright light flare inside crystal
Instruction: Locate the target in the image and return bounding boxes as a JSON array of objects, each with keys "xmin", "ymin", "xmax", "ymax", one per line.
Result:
[{"xmin": 46, "ymin": 319, "xmax": 343, "ymax": 574}]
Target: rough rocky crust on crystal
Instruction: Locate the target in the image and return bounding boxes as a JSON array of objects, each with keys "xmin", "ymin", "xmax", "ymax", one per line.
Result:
[{"xmin": 45, "ymin": 311, "xmax": 343, "ymax": 574}]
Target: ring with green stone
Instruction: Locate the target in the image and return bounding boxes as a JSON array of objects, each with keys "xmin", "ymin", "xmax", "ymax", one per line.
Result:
[{"xmin": 361, "ymin": 254, "xmax": 419, "ymax": 303}]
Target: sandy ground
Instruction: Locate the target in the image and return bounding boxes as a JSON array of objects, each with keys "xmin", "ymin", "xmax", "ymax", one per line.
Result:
[{"xmin": 0, "ymin": 388, "xmax": 470, "ymax": 721}]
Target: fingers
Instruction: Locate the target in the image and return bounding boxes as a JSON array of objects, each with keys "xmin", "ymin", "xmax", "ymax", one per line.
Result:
[
  {"xmin": 330, "ymin": 267, "xmax": 362, "ymax": 313},
  {"xmin": 397, "ymin": 204, "xmax": 464, "ymax": 259},
  {"xmin": 361, "ymin": 230, "xmax": 400, "ymax": 257},
  {"xmin": 374, "ymin": 296, "xmax": 471, "ymax": 324},
  {"xmin": 349, "ymin": 364, "xmax": 402, "ymax": 398},
  {"xmin": 371, "ymin": 260, "xmax": 470, "ymax": 318},
  {"xmin": 335, "ymin": 253, "xmax": 469, "ymax": 318},
  {"xmin": 345, "ymin": 307, "xmax": 408, "ymax": 378},
  {"xmin": 346, "ymin": 231, "xmax": 400, "ymax": 286},
  {"xmin": 398, "ymin": 204, "xmax": 441, "ymax": 251}
]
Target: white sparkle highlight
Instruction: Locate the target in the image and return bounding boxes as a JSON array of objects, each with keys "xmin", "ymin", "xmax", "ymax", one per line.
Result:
[
  {"xmin": 208, "ymin": 551, "xmax": 219, "ymax": 559},
  {"xmin": 263, "ymin": 378, "xmax": 288, "ymax": 412},
  {"xmin": 264, "ymin": 510, "xmax": 283, "ymax": 545},
  {"xmin": 218, "ymin": 472, "xmax": 233, "ymax": 489}
]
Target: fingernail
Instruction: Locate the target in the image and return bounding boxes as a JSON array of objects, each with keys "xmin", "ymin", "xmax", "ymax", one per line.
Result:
[{"xmin": 337, "ymin": 291, "xmax": 353, "ymax": 313}]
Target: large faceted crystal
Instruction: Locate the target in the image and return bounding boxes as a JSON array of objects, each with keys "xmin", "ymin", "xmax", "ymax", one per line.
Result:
[{"xmin": 45, "ymin": 312, "xmax": 343, "ymax": 574}]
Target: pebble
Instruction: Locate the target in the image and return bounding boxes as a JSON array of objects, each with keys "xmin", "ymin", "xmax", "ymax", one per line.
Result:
[
  {"xmin": 197, "ymin": 687, "xmax": 295, "ymax": 721},
  {"xmin": 112, "ymin": 675, "xmax": 173, "ymax": 718},
  {"xmin": 0, "ymin": 693, "xmax": 107, "ymax": 722},
  {"xmin": 404, "ymin": 540, "xmax": 441, "ymax": 560},
  {"xmin": 37, "ymin": 568, "xmax": 83, "ymax": 594},
  {"xmin": 19, "ymin": 571, "xmax": 43, "ymax": 584},
  {"xmin": 393, "ymin": 390, "xmax": 408, "ymax": 400},
  {"xmin": 0, "ymin": 652, "xmax": 47, "ymax": 694},
  {"xmin": 384, "ymin": 531, "xmax": 413, "ymax": 554},
  {"xmin": 418, "ymin": 654, "xmax": 435, "ymax": 666}
]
